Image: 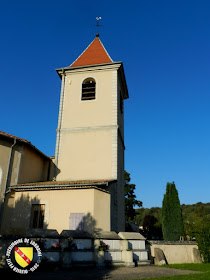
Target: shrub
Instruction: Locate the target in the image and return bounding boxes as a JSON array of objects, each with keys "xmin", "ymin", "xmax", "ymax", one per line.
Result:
[{"xmin": 195, "ymin": 222, "xmax": 210, "ymax": 263}]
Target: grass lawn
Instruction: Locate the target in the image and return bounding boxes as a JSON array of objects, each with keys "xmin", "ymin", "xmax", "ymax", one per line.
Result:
[
  {"xmin": 163, "ymin": 263, "xmax": 210, "ymax": 272},
  {"xmin": 131, "ymin": 263, "xmax": 210, "ymax": 280}
]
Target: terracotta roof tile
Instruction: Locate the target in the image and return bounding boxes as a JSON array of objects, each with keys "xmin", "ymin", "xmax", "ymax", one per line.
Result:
[
  {"xmin": 11, "ymin": 179, "xmax": 115, "ymax": 192},
  {"xmin": 15, "ymin": 179, "xmax": 114, "ymax": 187},
  {"xmin": 0, "ymin": 130, "xmax": 49, "ymax": 159},
  {"xmin": 0, "ymin": 130, "xmax": 30, "ymax": 144},
  {"xmin": 70, "ymin": 37, "xmax": 113, "ymax": 67}
]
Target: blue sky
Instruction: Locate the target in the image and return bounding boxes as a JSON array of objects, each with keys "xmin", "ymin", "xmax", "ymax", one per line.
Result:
[{"xmin": 0, "ymin": 0, "xmax": 209, "ymax": 208}]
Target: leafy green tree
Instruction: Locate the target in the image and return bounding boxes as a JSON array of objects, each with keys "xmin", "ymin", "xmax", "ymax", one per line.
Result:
[
  {"xmin": 142, "ymin": 215, "xmax": 157, "ymax": 232},
  {"xmin": 182, "ymin": 202, "xmax": 210, "ymax": 237},
  {"xmin": 142, "ymin": 214, "xmax": 163, "ymax": 239},
  {"xmin": 195, "ymin": 220, "xmax": 210, "ymax": 263},
  {"xmin": 125, "ymin": 171, "xmax": 142, "ymax": 221},
  {"xmin": 162, "ymin": 182, "xmax": 184, "ymax": 241},
  {"xmin": 134, "ymin": 207, "xmax": 162, "ymax": 227},
  {"xmin": 186, "ymin": 217, "xmax": 210, "ymax": 263}
]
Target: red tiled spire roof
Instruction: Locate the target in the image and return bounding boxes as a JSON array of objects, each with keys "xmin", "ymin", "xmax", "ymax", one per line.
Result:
[{"xmin": 70, "ymin": 37, "xmax": 113, "ymax": 67}]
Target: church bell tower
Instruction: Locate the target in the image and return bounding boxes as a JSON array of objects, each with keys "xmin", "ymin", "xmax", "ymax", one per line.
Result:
[{"xmin": 55, "ymin": 35, "xmax": 129, "ymax": 231}]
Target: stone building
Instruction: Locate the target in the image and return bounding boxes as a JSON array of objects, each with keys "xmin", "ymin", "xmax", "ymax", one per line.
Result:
[
  {"xmin": 0, "ymin": 131, "xmax": 52, "ymax": 233},
  {"xmin": 0, "ymin": 35, "xmax": 129, "ymax": 235}
]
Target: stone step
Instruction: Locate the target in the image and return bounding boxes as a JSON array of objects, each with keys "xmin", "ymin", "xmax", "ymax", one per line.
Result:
[
  {"xmin": 137, "ymin": 260, "xmax": 151, "ymax": 266},
  {"xmin": 105, "ymin": 260, "xmax": 126, "ymax": 267}
]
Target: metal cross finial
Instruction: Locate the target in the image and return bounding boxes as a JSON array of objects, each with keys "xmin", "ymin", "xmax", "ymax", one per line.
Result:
[{"xmin": 96, "ymin": 17, "xmax": 102, "ymax": 37}]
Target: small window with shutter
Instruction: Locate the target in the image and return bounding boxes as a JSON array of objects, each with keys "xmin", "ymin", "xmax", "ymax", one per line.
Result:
[{"xmin": 30, "ymin": 204, "xmax": 45, "ymax": 229}]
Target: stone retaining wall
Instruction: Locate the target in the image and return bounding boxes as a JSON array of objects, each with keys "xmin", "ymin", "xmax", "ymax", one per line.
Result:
[{"xmin": 147, "ymin": 240, "xmax": 202, "ymax": 264}]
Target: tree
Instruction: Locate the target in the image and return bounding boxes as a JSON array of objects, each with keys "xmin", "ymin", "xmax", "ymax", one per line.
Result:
[
  {"xmin": 125, "ymin": 171, "xmax": 142, "ymax": 221},
  {"xmin": 186, "ymin": 216, "xmax": 210, "ymax": 263},
  {"xmin": 162, "ymin": 182, "xmax": 184, "ymax": 241},
  {"xmin": 195, "ymin": 219, "xmax": 210, "ymax": 263},
  {"xmin": 142, "ymin": 214, "xmax": 163, "ymax": 240}
]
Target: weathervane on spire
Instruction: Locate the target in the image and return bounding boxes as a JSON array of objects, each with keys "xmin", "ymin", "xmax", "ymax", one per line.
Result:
[{"xmin": 96, "ymin": 17, "xmax": 102, "ymax": 37}]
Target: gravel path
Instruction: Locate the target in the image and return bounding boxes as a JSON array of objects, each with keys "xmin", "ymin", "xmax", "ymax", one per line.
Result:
[{"xmin": 1, "ymin": 265, "xmax": 200, "ymax": 279}]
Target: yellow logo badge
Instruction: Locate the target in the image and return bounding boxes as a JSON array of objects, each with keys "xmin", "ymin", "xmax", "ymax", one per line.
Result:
[{"xmin": 14, "ymin": 247, "xmax": 33, "ymax": 268}]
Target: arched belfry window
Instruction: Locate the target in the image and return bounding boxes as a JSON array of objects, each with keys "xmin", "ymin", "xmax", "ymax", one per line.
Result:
[{"xmin": 81, "ymin": 78, "xmax": 96, "ymax": 101}]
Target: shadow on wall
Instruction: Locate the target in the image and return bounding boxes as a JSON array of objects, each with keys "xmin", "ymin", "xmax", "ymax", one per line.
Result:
[
  {"xmin": 50, "ymin": 160, "xmax": 60, "ymax": 181},
  {"xmin": 0, "ymin": 198, "xmax": 116, "ymax": 279},
  {"xmin": 75, "ymin": 212, "xmax": 102, "ymax": 235},
  {"xmin": 1, "ymin": 194, "xmax": 102, "ymax": 236},
  {"xmin": 1, "ymin": 192, "xmax": 48, "ymax": 235}
]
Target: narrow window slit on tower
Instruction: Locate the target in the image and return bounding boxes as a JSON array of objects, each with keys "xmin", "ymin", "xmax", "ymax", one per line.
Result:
[{"xmin": 82, "ymin": 78, "xmax": 96, "ymax": 100}]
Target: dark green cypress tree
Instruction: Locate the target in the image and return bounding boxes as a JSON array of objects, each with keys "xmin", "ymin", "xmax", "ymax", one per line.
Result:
[{"xmin": 162, "ymin": 182, "xmax": 184, "ymax": 241}]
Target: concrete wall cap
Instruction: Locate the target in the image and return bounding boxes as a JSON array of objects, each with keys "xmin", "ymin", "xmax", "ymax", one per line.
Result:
[
  {"xmin": 60, "ymin": 230, "xmax": 94, "ymax": 239},
  {"xmin": 94, "ymin": 231, "xmax": 122, "ymax": 240},
  {"xmin": 26, "ymin": 229, "xmax": 60, "ymax": 238},
  {"xmin": 118, "ymin": 232, "xmax": 146, "ymax": 240}
]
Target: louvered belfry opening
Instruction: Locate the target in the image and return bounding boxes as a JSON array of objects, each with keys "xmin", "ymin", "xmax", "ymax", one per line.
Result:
[{"xmin": 81, "ymin": 78, "xmax": 96, "ymax": 100}]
